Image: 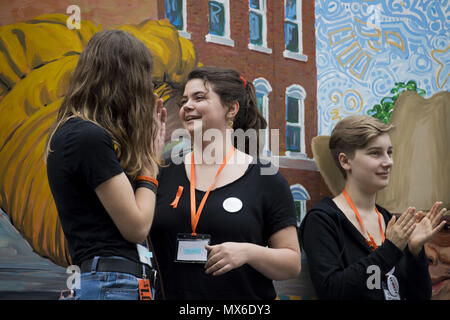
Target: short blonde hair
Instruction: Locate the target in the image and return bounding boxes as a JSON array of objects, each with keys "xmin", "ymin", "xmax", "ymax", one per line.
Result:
[{"xmin": 329, "ymin": 115, "xmax": 394, "ymax": 179}]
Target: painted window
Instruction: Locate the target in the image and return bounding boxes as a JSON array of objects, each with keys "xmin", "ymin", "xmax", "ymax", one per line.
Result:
[
  {"xmin": 253, "ymin": 78, "xmax": 272, "ymax": 153},
  {"xmin": 165, "ymin": 0, "xmax": 191, "ymax": 39},
  {"xmin": 206, "ymin": 0, "xmax": 234, "ymax": 46},
  {"xmin": 284, "ymin": 0, "xmax": 307, "ymax": 61},
  {"xmin": 248, "ymin": 0, "xmax": 272, "ymax": 54},
  {"xmin": 290, "ymin": 184, "xmax": 310, "ymax": 227},
  {"xmin": 285, "ymin": 84, "xmax": 306, "ymax": 156}
]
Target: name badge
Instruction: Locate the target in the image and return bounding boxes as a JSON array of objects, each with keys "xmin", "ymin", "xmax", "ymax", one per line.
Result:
[
  {"xmin": 175, "ymin": 233, "xmax": 211, "ymax": 263},
  {"xmin": 137, "ymin": 244, "xmax": 153, "ymax": 267}
]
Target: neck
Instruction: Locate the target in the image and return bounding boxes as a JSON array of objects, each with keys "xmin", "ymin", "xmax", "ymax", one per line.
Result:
[
  {"xmin": 344, "ymin": 181, "xmax": 377, "ymax": 213},
  {"xmin": 191, "ymin": 128, "xmax": 234, "ymax": 165}
]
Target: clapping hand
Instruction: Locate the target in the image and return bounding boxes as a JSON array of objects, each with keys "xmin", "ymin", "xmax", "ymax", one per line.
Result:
[
  {"xmin": 407, "ymin": 202, "xmax": 447, "ymax": 257},
  {"xmin": 385, "ymin": 207, "xmax": 417, "ymax": 250}
]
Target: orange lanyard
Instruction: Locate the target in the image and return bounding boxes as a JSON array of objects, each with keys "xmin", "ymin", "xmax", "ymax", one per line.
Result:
[
  {"xmin": 342, "ymin": 189, "xmax": 385, "ymax": 250},
  {"xmin": 190, "ymin": 147, "xmax": 235, "ymax": 236}
]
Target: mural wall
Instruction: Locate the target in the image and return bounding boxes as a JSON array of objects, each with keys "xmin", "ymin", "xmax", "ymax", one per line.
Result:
[
  {"xmin": 316, "ymin": 0, "xmax": 449, "ymax": 135},
  {"xmin": 0, "ymin": 0, "xmax": 448, "ymax": 300}
]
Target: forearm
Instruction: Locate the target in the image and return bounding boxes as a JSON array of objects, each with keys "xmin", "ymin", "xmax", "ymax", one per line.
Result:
[
  {"xmin": 245, "ymin": 243, "xmax": 301, "ymax": 281},
  {"xmin": 407, "ymin": 243, "xmax": 422, "ymax": 258},
  {"xmin": 96, "ymin": 172, "xmax": 157, "ymax": 244},
  {"xmin": 304, "ymin": 240, "xmax": 404, "ymax": 299},
  {"xmin": 129, "ymin": 169, "xmax": 158, "ymax": 240},
  {"xmin": 402, "ymin": 246, "xmax": 432, "ymax": 300},
  {"xmin": 134, "ymin": 187, "xmax": 156, "ymax": 237}
]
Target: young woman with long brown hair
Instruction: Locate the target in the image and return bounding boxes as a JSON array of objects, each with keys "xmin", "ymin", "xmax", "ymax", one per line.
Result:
[
  {"xmin": 45, "ymin": 29, "xmax": 166, "ymax": 300},
  {"xmin": 149, "ymin": 66, "xmax": 301, "ymax": 300}
]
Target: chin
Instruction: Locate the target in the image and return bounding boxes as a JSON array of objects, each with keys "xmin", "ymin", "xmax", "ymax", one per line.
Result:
[
  {"xmin": 374, "ymin": 177, "xmax": 390, "ymax": 190},
  {"xmin": 184, "ymin": 122, "xmax": 201, "ymax": 134},
  {"xmin": 368, "ymin": 182, "xmax": 388, "ymax": 194}
]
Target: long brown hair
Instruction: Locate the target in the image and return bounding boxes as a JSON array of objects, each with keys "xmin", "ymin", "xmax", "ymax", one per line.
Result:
[
  {"xmin": 44, "ymin": 29, "xmax": 159, "ymax": 178},
  {"xmin": 184, "ymin": 66, "xmax": 267, "ymax": 153}
]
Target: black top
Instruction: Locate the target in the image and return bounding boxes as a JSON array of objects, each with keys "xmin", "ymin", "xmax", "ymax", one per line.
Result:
[
  {"xmin": 150, "ymin": 158, "xmax": 297, "ymax": 300},
  {"xmin": 46, "ymin": 118, "xmax": 140, "ymax": 266},
  {"xmin": 299, "ymin": 197, "xmax": 432, "ymax": 300}
]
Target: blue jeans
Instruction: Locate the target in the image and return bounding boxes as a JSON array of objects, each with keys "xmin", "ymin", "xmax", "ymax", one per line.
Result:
[{"xmin": 61, "ymin": 256, "xmax": 145, "ymax": 300}]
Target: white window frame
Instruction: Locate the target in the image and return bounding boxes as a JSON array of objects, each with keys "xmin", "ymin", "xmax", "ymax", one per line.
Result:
[
  {"xmin": 165, "ymin": 0, "xmax": 191, "ymax": 39},
  {"xmin": 248, "ymin": 0, "xmax": 272, "ymax": 54},
  {"xmin": 290, "ymin": 183, "xmax": 310, "ymax": 227},
  {"xmin": 283, "ymin": 0, "xmax": 307, "ymax": 61},
  {"xmin": 205, "ymin": 0, "xmax": 235, "ymax": 47},
  {"xmin": 253, "ymin": 77, "xmax": 272, "ymax": 154},
  {"xmin": 285, "ymin": 84, "xmax": 306, "ymax": 158}
]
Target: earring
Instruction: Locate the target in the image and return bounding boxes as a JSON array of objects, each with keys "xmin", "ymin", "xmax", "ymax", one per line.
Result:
[{"xmin": 228, "ymin": 119, "xmax": 234, "ymax": 128}]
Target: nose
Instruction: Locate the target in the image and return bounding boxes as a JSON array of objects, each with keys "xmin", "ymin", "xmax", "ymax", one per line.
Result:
[
  {"xmin": 181, "ymin": 100, "xmax": 195, "ymax": 112},
  {"xmin": 382, "ymin": 153, "xmax": 393, "ymax": 168},
  {"xmin": 179, "ymin": 98, "xmax": 194, "ymax": 113}
]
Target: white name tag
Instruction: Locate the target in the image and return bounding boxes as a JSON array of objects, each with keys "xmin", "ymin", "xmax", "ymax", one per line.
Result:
[
  {"xmin": 137, "ymin": 244, "xmax": 153, "ymax": 267},
  {"xmin": 175, "ymin": 233, "xmax": 211, "ymax": 263}
]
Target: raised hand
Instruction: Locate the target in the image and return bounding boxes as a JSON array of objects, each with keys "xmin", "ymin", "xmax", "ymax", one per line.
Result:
[
  {"xmin": 154, "ymin": 93, "xmax": 167, "ymax": 159},
  {"xmin": 385, "ymin": 207, "xmax": 417, "ymax": 250},
  {"xmin": 408, "ymin": 202, "xmax": 447, "ymax": 257},
  {"xmin": 140, "ymin": 95, "xmax": 166, "ymax": 178}
]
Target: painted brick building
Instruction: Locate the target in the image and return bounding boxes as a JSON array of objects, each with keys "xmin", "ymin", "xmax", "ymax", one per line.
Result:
[{"xmin": 159, "ymin": 0, "xmax": 331, "ymax": 225}]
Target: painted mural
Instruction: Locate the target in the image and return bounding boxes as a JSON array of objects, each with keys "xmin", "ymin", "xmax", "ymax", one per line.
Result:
[
  {"xmin": 0, "ymin": 0, "xmax": 448, "ymax": 300},
  {"xmin": 316, "ymin": 0, "xmax": 449, "ymax": 135}
]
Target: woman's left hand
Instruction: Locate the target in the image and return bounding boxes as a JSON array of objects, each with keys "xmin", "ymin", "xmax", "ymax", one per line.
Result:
[
  {"xmin": 408, "ymin": 201, "xmax": 447, "ymax": 257},
  {"xmin": 204, "ymin": 242, "xmax": 250, "ymax": 276}
]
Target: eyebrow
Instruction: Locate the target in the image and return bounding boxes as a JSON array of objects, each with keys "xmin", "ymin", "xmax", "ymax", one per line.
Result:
[
  {"xmin": 182, "ymin": 90, "xmax": 208, "ymax": 99},
  {"xmin": 366, "ymin": 146, "xmax": 393, "ymax": 151}
]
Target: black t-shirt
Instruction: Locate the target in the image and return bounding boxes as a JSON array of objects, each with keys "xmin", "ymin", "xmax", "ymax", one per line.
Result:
[
  {"xmin": 150, "ymin": 158, "xmax": 297, "ymax": 300},
  {"xmin": 46, "ymin": 117, "xmax": 140, "ymax": 266},
  {"xmin": 299, "ymin": 197, "xmax": 431, "ymax": 300}
]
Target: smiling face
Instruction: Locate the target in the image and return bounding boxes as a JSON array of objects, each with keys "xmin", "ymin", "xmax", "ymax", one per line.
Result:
[
  {"xmin": 341, "ymin": 133, "xmax": 393, "ymax": 193},
  {"xmin": 179, "ymin": 79, "xmax": 235, "ymax": 136}
]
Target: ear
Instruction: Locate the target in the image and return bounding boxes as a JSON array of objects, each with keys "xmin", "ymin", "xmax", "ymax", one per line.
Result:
[
  {"xmin": 226, "ymin": 101, "xmax": 240, "ymax": 119},
  {"xmin": 338, "ymin": 152, "xmax": 352, "ymax": 173}
]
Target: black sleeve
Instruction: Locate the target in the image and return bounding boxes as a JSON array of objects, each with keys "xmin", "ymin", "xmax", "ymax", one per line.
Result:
[
  {"xmin": 262, "ymin": 171, "xmax": 297, "ymax": 240},
  {"xmin": 300, "ymin": 209, "xmax": 404, "ymax": 299},
  {"xmin": 398, "ymin": 247, "xmax": 432, "ymax": 300},
  {"xmin": 65, "ymin": 122, "xmax": 124, "ymax": 189}
]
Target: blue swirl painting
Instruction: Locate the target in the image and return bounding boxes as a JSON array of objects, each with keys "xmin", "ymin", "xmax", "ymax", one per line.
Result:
[{"xmin": 316, "ymin": 0, "xmax": 449, "ymax": 135}]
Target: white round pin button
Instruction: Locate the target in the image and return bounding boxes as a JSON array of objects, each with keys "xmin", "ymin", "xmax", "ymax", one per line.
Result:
[{"xmin": 223, "ymin": 197, "xmax": 243, "ymax": 213}]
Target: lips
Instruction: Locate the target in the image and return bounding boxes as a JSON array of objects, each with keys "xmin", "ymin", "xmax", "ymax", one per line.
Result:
[
  {"xmin": 185, "ymin": 115, "xmax": 201, "ymax": 121},
  {"xmin": 376, "ymin": 172, "xmax": 390, "ymax": 177}
]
